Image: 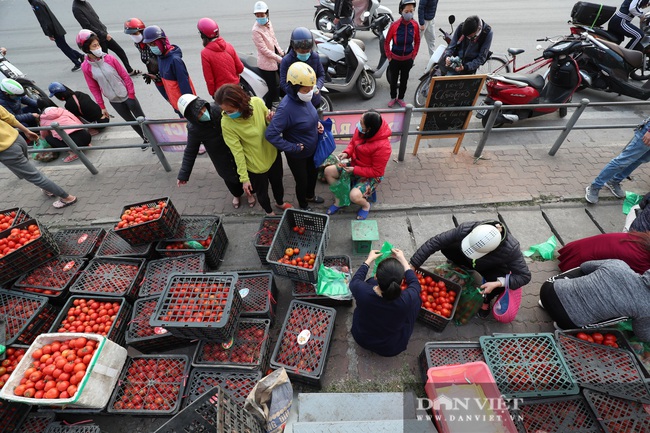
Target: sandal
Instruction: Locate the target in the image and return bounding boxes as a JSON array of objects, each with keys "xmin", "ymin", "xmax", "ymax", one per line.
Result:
[
  {"xmin": 326, "ymin": 204, "xmax": 342, "ymax": 215},
  {"xmin": 63, "ymin": 154, "xmax": 79, "ymax": 163},
  {"xmin": 247, "ymin": 195, "xmax": 257, "ymax": 208},
  {"xmin": 52, "ymin": 197, "xmax": 77, "ymax": 209},
  {"xmin": 356, "ymin": 204, "xmax": 371, "ymax": 220},
  {"xmin": 232, "ymin": 196, "xmax": 241, "ymax": 209},
  {"xmin": 128, "ymin": 69, "xmax": 142, "ymax": 76}
]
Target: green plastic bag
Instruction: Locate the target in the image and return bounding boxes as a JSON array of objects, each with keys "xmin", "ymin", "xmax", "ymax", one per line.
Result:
[
  {"xmin": 31, "ymin": 139, "xmax": 58, "ymax": 163},
  {"xmin": 453, "ymin": 286, "xmax": 484, "ymax": 326},
  {"xmin": 623, "ymin": 191, "xmax": 643, "ymax": 215},
  {"xmin": 316, "ymin": 264, "xmax": 352, "ymax": 300},
  {"xmin": 372, "ymin": 241, "xmax": 394, "ymax": 276},
  {"xmin": 329, "ymin": 170, "xmax": 351, "ymax": 207},
  {"xmin": 523, "ymin": 235, "xmax": 558, "ymax": 260}
]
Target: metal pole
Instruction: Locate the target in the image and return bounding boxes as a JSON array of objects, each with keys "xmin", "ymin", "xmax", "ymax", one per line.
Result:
[
  {"xmin": 398, "ymin": 104, "xmax": 413, "ymax": 162},
  {"xmin": 548, "ymin": 98, "xmax": 590, "ymax": 156},
  {"xmin": 474, "ymin": 101, "xmax": 502, "ymax": 159},
  {"xmin": 139, "ymin": 117, "xmax": 172, "ymax": 173},
  {"xmin": 51, "ymin": 122, "xmax": 98, "ymax": 175}
]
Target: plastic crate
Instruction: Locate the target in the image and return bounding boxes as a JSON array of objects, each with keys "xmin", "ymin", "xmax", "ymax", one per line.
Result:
[
  {"xmin": 95, "ymin": 229, "xmax": 154, "ymax": 259},
  {"xmin": 582, "ymin": 389, "xmax": 650, "ymax": 433},
  {"xmin": 415, "ymin": 268, "xmax": 462, "ymax": 332},
  {"xmin": 555, "ymin": 331, "xmax": 650, "ymax": 403},
  {"xmin": 156, "ymin": 215, "xmax": 228, "ymax": 269},
  {"xmin": 192, "ymin": 319, "xmax": 271, "ymax": 371},
  {"xmin": 479, "ymin": 333, "xmax": 579, "ymax": 399},
  {"xmin": 154, "ymin": 386, "xmax": 264, "ymax": 433},
  {"xmin": 18, "ymin": 303, "xmax": 58, "ymax": 346},
  {"xmin": 418, "ymin": 341, "xmax": 485, "ymax": 382},
  {"xmin": 185, "ymin": 368, "xmax": 262, "ymax": 408},
  {"xmin": 269, "ymin": 300, "xmax": 336, "ymax": 388},
  {"xmin": 511, "ymin": 394, "xmax": 602, "ymax": 433},
  {"xmin": 0, "ymin": 289, "xmax": 52, "ymax": 345},
  {"xmin": 0, "ymin": 399, "xmax": 30, "ymax": 433},
  {"xmin": 0, "ymin": 219, "xmax": 60, "ymax": 286},
  {"xmin": 114, "ymin": 197, "xmax": 181, "ymax": 246},
  {"xmin": 43, "ymin": 422, "xmax": 101, "ymax": 433},
  {"xmin": 108, "ymin": 354, "xmax": 190, "ymax": 416},
  {"xmin": 53, "ymin": 228, "xmax": 105, "ymax": 258},
  {"xmin": 17, "ymin": 412, "xmax": 55, "ymax": 433},
  {"xmin": 254, "ymin": 216, "xmax": 281, "ymax": 265},
  {"xmin": 236, "ymin": 271, "xmax": 277, "ymax": 322},
  {"xmin": 49, "ymin": 296, "xmax": 132, "ymax": 346},
  {"xmin": 139, "ymin": 253, "xmax": 206, "ymax": 298},
  {"xmin": 125, "ymin": 295, "xmax": 191, "ymax": 353},
  {"xmin": 69, "ymin": 257, "xmax": 145, "ymax": 300},
  {"xmin": 150, "ymin": 273, "xmax": 242, "ymax": 341},
  {"xmin": 266, "ymin": 209, "xmax": 329, "ymax": 283},
  {"xmin": 0, "ymin": 207, "xmax": 30, "ymax": 229},
  {"xmin": 291, "ymin": 256, "xmax": 353, "ymax": 306},
  {"xmin": 13, "ymin": 257, "xmax": 86, "ymax": 302}
]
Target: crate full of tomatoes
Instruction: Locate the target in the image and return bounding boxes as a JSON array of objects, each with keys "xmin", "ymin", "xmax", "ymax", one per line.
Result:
[
  {"xmin": 236, "ymin": 271, "xmax": 277, "ymax": 322},
  {"xmin": 269, "ymin": 300, "xmax": 336, "ymax": 388},
  {"xmin": 0, "ymin": 333, "xmax": 127, "ymax": 409},
  {"xmin": 108, "ymin": 355, "xmax": 190, "ymax": 415},
  {"xmin": 114, "ymin": 197, "xmax": 180, "ymax": 246},
  {"xmin": 413, "ymin": 268, "xmax": 461, "ymax": 332},
  {"xmin": 184, "ymin": 368, "xmax": 262, "ymax": 408},
  {"xmin": 0, "ymin": 208, "xmax": 31, "ymax": 230},
  {"xmin": 138, "ymin": 254, "xmax": 205, "ymax": 298},
  {"xmin": 254, "ymin": 216, "xmax": 281, "ymax": 265},
  {"xmin": 13, "ymin": 256, "xmax": 86, "ymax": 302},
  {"xmin": 156, "ymin": 215, "xmax": 228, "ymax": 269},
  {"xmin": 0, "ymin": 346, "xmax": 27, "ymax": 391},
  {"xmin": 52, "ymin": 228, "xmax": 105, "ymax": 259},
  {"xmin": 292, "ymin": 256, "xmax": 352, "ymax": 306},
  {"xmin": 15, "ymin": 412, "xmax": 55, "ymax": 433},
  {"xmin": 125, "ymin": 296, "xmax": 191, "ymax": 353},
  {"xmin": 582, "ymin": 389, "xmax": 650, "ymax": 433},
  {"xmin": 69, "ymin": 257, "xmax": 145, "ymax": 300},
  {"xmin": 149, "ymin": 273, "xmax": 242, "ymax": 341},
  {"xmin": 266, "ymin": 209, "xmax": 329, "ymax": 283},
  {"xmin": 0, "ymin": 219, "xmax": 59, "ymax": 286},
  {"xmin": 95, "ymin": 229, "xmax": 153, "ymax": 259},
  {"xmin": 0, "ymin": 289, "xmax": 57, "ymax": 345}
]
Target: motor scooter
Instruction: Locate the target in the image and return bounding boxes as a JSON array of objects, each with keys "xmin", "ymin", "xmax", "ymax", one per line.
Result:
[
  {"xmin": 476, "ymin": 37, "xmax": 586, "ymax": 127},
  {"xmin": 313, "ymin": 0, "xmax": 393, "ymax": 37},
  {"xmin": 0, "ymin": 50, "xmax": 47, "ymax": 100},
  {"xmin": 370, "ymin": 14, "xmax": 392, "ymax": 79}
]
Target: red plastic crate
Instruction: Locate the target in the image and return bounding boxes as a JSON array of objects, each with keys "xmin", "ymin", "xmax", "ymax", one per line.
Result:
[
  {"xmin": 13, "ymin": 257, "xmax": 86, "ymax": 302},
  {"xmin": 139, "ymin": 254, "xmax": 205, "ymax": 298},
  {"xmin": 0, "ymin": 207, "xmax": 30, "ymax": 229},
  {"xmin": 582, "ymin": 389, "xmax": 650, "ymax": 433},
  {"xmin": 156, "ymin": 215, "xmax": 228, "ymax": 269},
  {"xmin": 291, "ymin": 256, "xmax": 352, "ymax": 306},
  {"xmin": 269, "ymin": 300, "xmax": 336, "ymax": 388},
  {"xmin": 254, "ymin": 216, "xmax": 281, "ymax": 265},
  {"xmin": 184, "ymin": 368, "xmax": 261, "ymax": 408},
  {"xmin": 418, "ymin": 341, "xmax": 485, "ymax": 382},
  {"xmin": 0, "ymin": 289, "xmax": 51, "ymax": 345},
  {"xmin": 107, "ymin": 355, "xmax": 190, "ymax": 416},
  {"xmin": 114, "ymin": 197, "xmax": 181, "ymax": 246},
  {"xmin": 69, "ymin": 257, "xmax": 145, "ymax": 300},
  {"xmin": 53, "ymin": 228, "xmax": 105, "ymax": 258},
  {"xmin": 125, "ymin": 295, "xmax": 191, "ymax": 353},
  {"xmin": 95, "ymin": 229, "xmax": 153, "ymax": 259},
  {"xmin": 192, "ymin": 319, "xmax": 271, "ymax": 371},
  {"xmin": 415, "ymin": 268, "xmax": 461, "ymax": 332},
  {"xmin": 0, "ymin": 399, "xmax": 31, "ymax": 433},
  {"xmin": 236, "ymin": 271, "xmax": 277, "ymax": 322}
]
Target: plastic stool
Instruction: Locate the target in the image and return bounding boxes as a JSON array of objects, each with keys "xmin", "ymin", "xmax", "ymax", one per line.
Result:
[{"xmin": 351, "ymin": 220, "xmax": 379, "ymax": 255}]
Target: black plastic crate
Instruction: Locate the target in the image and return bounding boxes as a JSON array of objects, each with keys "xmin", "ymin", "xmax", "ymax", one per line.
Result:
[
  {"xmin": 0, "ymin": 289, "xmax": 51, "ymax": 345},
  {"xmin": 555, "ymin": 331, "xmax": 650, "ymax": 403},
  {"xmin": 156, "ymin": 215, "xmax": 228, "ymax": 269},
  {"xmin": 150, "ymin": 273, "xmax": 242, "ymax": 341},
  {"xmin": 254, "ymin": 216, "xmax": 281, "ymax": 265},
  {"xmin": 415, "ymin": 268, "xmax": 461, "ymax": 332},
  {"xmin": 512, "ymin": 394, "xmax": 603, "ymax": 433},
  {"xmin": 418, "ymin": 341, "xmax": 485, "ymax": 382},
  {"xmin": 125, "ymin": 295, "xmax": 191, "ymax": 353},
  {"xmin": 266, "ymin": 209, "xmax": 329, "ymax": 283},
  {"xmin": 236, "ymin": 271, "xmax": 277, "ymax": 322},
  {"xmin": 69, "ymin": 257, "xmax": 145, "ymax": 300},
  {"xmin": 582, "ymin": 389, "xmax": 650, "ymax": 433},
  {"xmin": 114, "ymin": 197, "xmax": 181, "ymax": 246},
  {"xmin": 185, "ymin": 368, "xmax": 262, "ymax": 408},
  {"xmin": 192, "ymin": 319, "xmax": 271, "ymax": 371},
  {"xmin": 108, "ymin": 355, "xmax": 190, "ymax": 416},
  {"xmin": 53, "ymin": 228, "xmax": 105, "ymax": 258},
  {"xmin": 0, "ymin": 399, "xmax": 31, "ymax": 433},
  {"xmin": 0, "ymin": 207, "xmax": 30, "ymax": 229},
  {"xmin": 17, "ymin": 412, "xmax": 55, "ymax": 433},
  {"xmin": 95, "ymin": 229, "xmax": 154, "ymax": 259},
  {"xmin": 18, "ymin": 303, "xmax": 58, "ymax": 346},
  {"xmin": 0, "ymin": 219, "xmax": 60, "ymax": 286},
  {"xmin": 13, "ymin": 256, "xmax": 86, "ymax": 302},
  {"xmin": 270, "ymin": 300, "xmax": 336, "ymax": 388},
  {"xmin": 44, "ymin": 422, "xmax": 101, "ymax": 433},
  {"xmin": 571, "ymin": 2, "xmax": 616, "ymax": 26},
  {"xmin": 291, "ymin": 256, "xmax": 353, "ymax": 306},
  {"xmin": 139, "ymin": 254, "xmax": 205, "ymax": 298},
  {"xmin": 154, "ymin": 386, "xmax": 264, "ymax": 433}
]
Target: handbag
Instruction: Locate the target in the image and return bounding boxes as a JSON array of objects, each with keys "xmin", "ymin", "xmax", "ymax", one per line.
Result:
[
  {"xmin": 313, "ymin": 118, "xmax": 335, "ymax": 167},
  {"xmin": 492, "ymin": 274, "xmax": 522, "ymax": 323}
]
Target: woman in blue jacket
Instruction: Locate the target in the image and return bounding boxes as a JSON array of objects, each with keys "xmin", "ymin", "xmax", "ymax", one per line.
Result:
[{"xmin": 266, "ymin": 62, "xmax": 324, "ymax": 210}]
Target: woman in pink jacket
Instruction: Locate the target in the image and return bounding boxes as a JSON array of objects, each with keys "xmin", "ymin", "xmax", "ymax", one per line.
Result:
[
  {"xmin": 252, "ymin": 1, "xmax": 285, "ymax": 108},
  {"xmin": 37, "ymin": 98, "xmax": 91, "ymax": 163}
]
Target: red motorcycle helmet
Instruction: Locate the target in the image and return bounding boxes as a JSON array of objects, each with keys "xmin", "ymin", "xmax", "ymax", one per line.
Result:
[
  {"xmin": 76, "ymin": 29, "xmax": 97, "ymax": 52},
  {"xmin": 124, "ymin": 18, "xmax": 146, "ymax": 35},
  {"xmin": 197, "ymin": 17, "xmax": 219, "ymax": 39}
]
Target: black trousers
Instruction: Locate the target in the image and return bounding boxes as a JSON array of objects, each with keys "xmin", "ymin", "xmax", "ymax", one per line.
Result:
[
  {"xmin": 388, "ymin": 58, "xmax": 413, "ymax": 99},
  {"xmin": 100, "ymin": 38, "xmax": 134, "ymax": 72},
  {"xmin": 540, "ymin": 281, "xmax": 578, "ymax": 329},
  {"xmin": 110, "ymin": 98, "xmax": 145, "ymax": 139},
  {"xmin": 259, "ymin": 69, "xmax": 280, "ymax": 109},
  {"xmin": 249, "ymin": 152, "xmax": 285, "ymax": 213},
  {"xmin": 45, "ymin": 129, "xmax": 91, "ymax": 149},
  {"xmin": 285, "ymin": 154, "xmax": 318, "ymax": 209},
  {"xmin": 54, "ymin": 35, "xmax": 84, "ymax": 67}
]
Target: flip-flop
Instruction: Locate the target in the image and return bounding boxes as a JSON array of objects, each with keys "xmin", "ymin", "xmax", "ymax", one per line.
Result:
[
  {"xmin": 232, "ymin": 197, "xmax": 241, "ymax": 209},
  {"xmin": 327, "ymin": 204, "xmax": 342, "ymax": 215},
  {"xmin": 63, "ymin": 154, "xmax": 79, "ymax": 163},
  {"xmin": 53, "ymin": 197, "xmax": 77, "ymax": 209},
  {"xmin": 247, "ymin": 196, "xmax": 257, "ymax": 208},
  {"xmin": 356, "ymin": 205, "xmax": 371, "ymax": 220}
]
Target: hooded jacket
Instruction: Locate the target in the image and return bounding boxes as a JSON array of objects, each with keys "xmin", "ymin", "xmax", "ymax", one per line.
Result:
[
  {"xmin": 81, "ymin": 54, "xmax": 134, "ymax": 108},
  {"xmin": 410, "ymin": 220, "xmax": 531, "ymax": 290},
  {"xmin": 265, "ymin": 88, "xmax": 319, "ymax": 159},
  {"xmin": 444, "ymin": 19, "xmax": 493, "ymax": 73},
  {"xmin": 279, "ymin": 50, "xmax": 326, "ymax": 107},
  {"xmin": 0, "ymin": 93, "xmax": 38, "ymax": 125},
  {"xmin": 252, "ymin": 21, "xmax": 284, "ymax": 71},
  {"xmin": 343, "ymin": 120, "xmax": 392, "ymax": 179},
  {"xmin": 62, "ymin": 90, "xmax": 103, "ymax": 123},
  {"xmin": 39, "ymin": 107, "xmax": 84, "ymax": 140},
  {"xmin": 71, "ymin": 0, "xmax": 107, "ymax": 40},
  {"xmin": 201, "ymin": 38, "xmax": 244, "ymax": 97},
  {"xmin": 29, "ymin": 0, "xmax": 66, "ymax": 38},
  {"xmin": 157, "ymin": 45, "xmax": 196, "ymax": 111}
]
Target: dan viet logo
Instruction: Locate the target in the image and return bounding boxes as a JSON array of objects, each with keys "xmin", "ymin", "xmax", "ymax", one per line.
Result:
[{"xmin": 415, "ymin": 396, "xmax": 524, "ymax": 423}]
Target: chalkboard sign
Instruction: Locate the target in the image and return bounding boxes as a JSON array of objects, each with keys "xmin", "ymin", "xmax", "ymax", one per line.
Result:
[{"xmin": 414, "ymin": 75, "xmax": 486, "ymax": 155}]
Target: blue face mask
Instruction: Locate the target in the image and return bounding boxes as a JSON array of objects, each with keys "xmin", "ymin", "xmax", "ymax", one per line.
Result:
[
  {"xmin": 356, "ymin": 122, "xmax": 365, "ymax": 134},
  {"xmin": 149, "ymin": 45, "xmax": 162, "ymax": 55},
  {"xmin": 402, "ymin": 12, "xmax": 413, "ymax": 21},
  {"xmin": 296, "ymin": 52, "xmax": 311, "ymax": 61},
  {"xmin": 256, "ymin": 17, "xmax": 268, "ymax": 26},
  {"xmin": 227, "ymin": 111, "xmax": 241, "ymax": 119},
  {"xmin": 200, "ymin": 111, "xmax": 211, "ymax": 121}
]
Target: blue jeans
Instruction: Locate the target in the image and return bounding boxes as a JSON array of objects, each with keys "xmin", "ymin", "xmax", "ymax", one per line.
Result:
[{"xmin": 593, "ymin": 122, "xmax": 650, "ymax": 188}]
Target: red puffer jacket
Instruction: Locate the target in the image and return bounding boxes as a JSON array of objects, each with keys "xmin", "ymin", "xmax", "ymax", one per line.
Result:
[
  {"xmin": 343, "ymin": 120, "xmax": 392, "ymax": 179},
  {"xmin": 201, "ymin": 38, "xmax": 244, "ymax": 96}
]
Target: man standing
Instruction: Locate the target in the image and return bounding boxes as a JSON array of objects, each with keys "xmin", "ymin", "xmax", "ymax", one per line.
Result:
[
  {"xmin": 585, "ymin": 118, "xmax": 650, "ymax": 204},
  {"xmin": 418, "ymin": 0, "xmax": 438, "ymax": 56},
  {"xmin": 333, "ymin": 0, "xmax": 354, "ymax": 28},
  {"xmin": 28, "ymin": 0, "xmax": 85, "ymax": 72}
]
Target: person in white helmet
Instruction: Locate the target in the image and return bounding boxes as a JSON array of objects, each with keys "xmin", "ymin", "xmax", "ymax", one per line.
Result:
[
  {"xmin": 252, "ymin": 1, "xmax": 284, "ymax": 109},
  {"xmin": 410, "ymin": 220, "xmax": 531, "ymax": 319},
  {"xmin": 0, "ymin": 78, "xmax": 40, "ymax": 128}
]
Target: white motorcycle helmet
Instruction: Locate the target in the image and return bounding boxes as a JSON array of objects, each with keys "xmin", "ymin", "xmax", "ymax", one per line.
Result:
[
  {"xmin": 177, "ymin": 94, "xmax": 199, "ymax": 118},
  {"xmin": 461, "ymin": 224, "xmax": 502, "ymax": 260},
  {"xmin": 0, "ymin": 78, "xmax": 24, "ymax": 96},
  {"xmin": 253, "ymin": 1, "xmax": 269, "ymax": 14}
]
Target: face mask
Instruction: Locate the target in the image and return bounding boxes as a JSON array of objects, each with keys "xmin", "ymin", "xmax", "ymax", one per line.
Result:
[
  {"xmin": 227, "ymin": 111, "xmax": 241, "ymax": 119},
  {"xmin": 356, "ymin": 122, "xmax": 365, "ymax": 134},
  {"xmin": 130, "ymin": 34, "xmax": 143, "ymax": 43},
  {"xmin": 402, "ymin": 12, "xmax": 413, "ymax": 21},
  {"xmin": 149, "ymin": 45, "xmax": 162, "ymax": 55},
  {"xmin": 296, "ymin": 52, "xmax": 311, "ymax": 61},
  {"xmin": 256, "ymin": 17, "xmax": 268, "ymax": 26},
  {"xmin": 200, "ymin": 111, "xmax": 211, "ymax": 121},
  {"xmin": 297, "ymin": 90, "xmax": 313, "ymax": 102},
  {"xmin": 90, "ymin": 48, "xmax": 103, "ymax": 57}
]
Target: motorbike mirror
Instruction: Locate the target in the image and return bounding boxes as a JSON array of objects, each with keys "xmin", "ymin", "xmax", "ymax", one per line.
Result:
[
  {"xmin": 448, "ymin": 15, "xmax": 455, "ymax": 25},
  {"xmin": 535, "ymin": 44, "xmax": 543, "ymax": 50}
]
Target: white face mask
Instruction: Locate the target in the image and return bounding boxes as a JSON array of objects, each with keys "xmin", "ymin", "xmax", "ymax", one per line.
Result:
[
  {"xmin": 298, "ymin": 89, "xmax": 314, "ymax": 102},
  {"xmin": 130, "ymin": 34, "xmax": 143, "ymax": 43},
  {"xmin": 90, "ymin": 48, "xmax": 103, "ymax": 58}
]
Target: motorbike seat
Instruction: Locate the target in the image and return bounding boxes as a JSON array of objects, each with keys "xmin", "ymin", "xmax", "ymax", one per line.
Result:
[
  {"xmin": 239, "ymin": 54, "xmax": 263, "ymax": 76},
  {"xmin": 507, "ymin": 48, "xmax": 525, "ymax": 56},
  {"xmin": 591, "ymin": 28, "xmax": 624, "ymax": 45},
  {"xmin": 501, "ymin": 73, "xmax": 546, "ymax": 90},
  {"xmin": 599, "ymin": 39, "xmax": 644, "ymax": 68}
]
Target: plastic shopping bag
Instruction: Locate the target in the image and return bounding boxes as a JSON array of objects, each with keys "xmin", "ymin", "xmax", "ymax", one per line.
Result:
[
  {"xmin": 329, "ymin": 169, "xmax": 351, "ymax": 207},
  {"xmin": 372, "ymin": 241, "xmax": 394, "ymax": 276},
  {"xmin": 623, "ymin": 191, "xmax": 643, "ymax": 215},
  {"xmin": 316, "ymin": 264, "xmax": 352, "ymax": 300},
  {"xmin": 492, "ymin": 275, "xmax": 522, "ymax": 323},
  {"xmin": 31, "ymin": 139, "xmax": 58, "ymax": 163},
  {"xmin": 313, "ymin": 118, "xmax": 335, "ymax": 167},
  {"xmin": 245, "ymin": 368, "xmax": 293, "ymax": 433},
  {"xmin": 523, "ymin": 235, "xmax": 558, "ymax": 260},
  {"xmin": 453, "ymin": 286, "xmax": 484, "ymax": 326}
]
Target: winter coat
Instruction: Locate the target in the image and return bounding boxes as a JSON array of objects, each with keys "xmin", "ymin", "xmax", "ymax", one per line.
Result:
[
  {"xmin": 252, "ymin": 21, "xmax": 284, "ymax": 71},
  {"xmin": 29, "ymin": 0, "xmax": 66, "ymax": 38},
  {"xmin": 0, "ymin": 92, "xmax": 38, "ymax": 125},
  {"xmin": 444, "ymin": 20, "xmax": 493, "ymax": 73},
  {"xmin": 0, "ymin": 106, "xmax": 21, "ymax": 152},
  {"xmin": 279, "ymin": 50, "xmax": 326, "ymax": 108},
  {"xmin": 201, "ymin": 38, "xmax": 244, "ymax": 97},
  {"xmin": 81, "ymin": 54, "xmax": 134, "ymax": 108},
  {"xmin": 39, "ymin": 107, "xmax": 84, "ymax": 140},
  {"xmin": 385, "ymin": 18, "xmax": 420, "ymax": 61},
  {"xmin": 418, "ymin": 0, "xmax": 439, "ymax": 25},
  {"xmin": 265, "ymin": 89, "xmax": 319, "ymax": 159},
  {"xmin": 410, "ymin": 220, "xmax": 532, "ymax": 290},
  {"xmin": 62, "ymin": 91, "xmax": 103, "ymax": 123},
  {"xmin": 630, "ymin": 191, "xmax": 650, "ymax": 232},
  {"xmin": 558, "ymin": 232, "xmax": 650, "ymax": 274},
  {"xmin": 343, "ymin": 120, "xmax": 392, "ymax": 179},
  {"xmin": 71, "ymin": 0, "xmax": 107, "ymax": 40},
  {"xmin": 157, "ymin": 45, "xmax": 196, "ymax": 111},
  {"xmin": 334, "ymin": 0, "xmax": 354, "ymax": 19}
]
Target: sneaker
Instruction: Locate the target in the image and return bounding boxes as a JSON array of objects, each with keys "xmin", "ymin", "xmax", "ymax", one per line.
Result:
[
  {"xmin": 306, "ymin": 196, "xmax": 325, "ymax": 204},
  {"xmin": 585, "ymin": 185, "xmax": 600, "ymax": 204},
  {"xmin": 300, "ymin": 206, "xmax": 313, "ymax": 212},
  {"xmin": 71, "ymin": 65, "xmax": 81, "ymax": 72},
  {"xmin": 605, "ymin": 181, "xmax": 625, "ymax": 198},
  {"xmin": 387, "ymin": 98, "xmax": 397, "ymax": 108},
  {"xmin": 396, "ymin": 98, "xmax": 407, "ymax": 107}
]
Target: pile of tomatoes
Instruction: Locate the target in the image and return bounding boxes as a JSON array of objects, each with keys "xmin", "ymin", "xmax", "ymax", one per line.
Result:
[
  {"xmin": 115, "ymin": 201, "xmax": 166, "ymax": 230},
  {"xmin": 12, "ymin": 337, "xmax": 97, "ymax": 400},
  {"xmin": 277, "ymin": 247, "xmax": 316, "ymax": 269},
  {"xmin": 273, "ymin": 305, "xmax": 330, "ymax": 373},
  {"xmin": 158, "ymin": 278, "xmax": 231, "ymax": 323},
  {"xmin": 0, "ymin": 347, "xmax": 26, "ymax": 389},
  {"xmin": 76, "ymin": 261, "xmax": 140, "ymax": 296},
  {"xmin": 408, "ymin": 273, "xmax": 456, "ymax": 319},
  {"xmin": 256, "ymin": 219, "xmax": 279, "ymax": 247},
  {"xmin": 574, "ymin": 331, "xmax": 620, "ymax": 348},
  {"xmin": 0, "ymin": 211, "xmax": 21, "ymax": 232},
  {"xmin": 292, "ymin": 225, "xmax": 307, "ymax": 235},
  {"xmin": 0, "ymin": 224, "xmax": 41, "ymax": 258},
  {"xmin": 189, "ymin": 372, "xmax": 257, "ymax": 406},
  {"xmin": 16, "ymin": 259, "xmax": 82, "ymax": 296},
  {"xmin": 162, "ymin": 235, "xmax": 212, "ymax": 251},
  {"xmin": 55, "ymin": 297, "xmax": 123, "ymax": 336},
  {"xmin": 197, "ymin": 320, "xmax": 267, "ymax": 366}
]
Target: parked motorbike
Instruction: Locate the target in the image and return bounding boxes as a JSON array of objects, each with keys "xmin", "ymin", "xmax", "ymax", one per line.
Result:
[
  {"xmin": 476, "ymin": 37, "xmax": 587, "ymax": 127},
  {"xmin": 371, "ymin": 13, "xmax": 393, "ymax": 79},
  {"xmin": 0, "ymin": 50, "xmax": 47, "ymax": 100},
  {"xmin": 313, "ymin": 0, "xmax": 393, "ymax": 37}
]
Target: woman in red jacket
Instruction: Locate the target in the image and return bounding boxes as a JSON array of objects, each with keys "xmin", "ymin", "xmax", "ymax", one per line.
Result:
[
  {"xmin": 198, "ymin": 18, "xmax": 244, "ymax": 97},
  {"xmin": 324, "ymin": 110, "xmax": 392, "ymax": 220}
]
